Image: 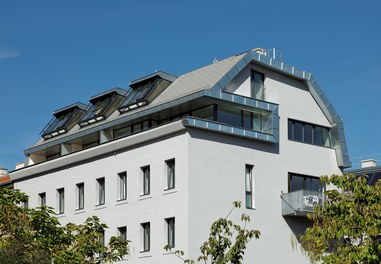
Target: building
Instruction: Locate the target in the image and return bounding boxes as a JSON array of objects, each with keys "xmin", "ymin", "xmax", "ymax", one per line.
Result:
[
  {"xmin": 347, "ymin": 159, "xmax": 381, "ymax": 185},
  {"xmin": 9, "ymin": 48, "xmax": 350, "ymax": 263}
]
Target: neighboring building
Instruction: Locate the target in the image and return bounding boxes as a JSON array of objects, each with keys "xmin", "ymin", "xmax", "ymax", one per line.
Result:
[
  {"xmin": 10, "ymin": 48, "xmax": 350, "ymax": 263},
  {"xmin": 347, "ymin": 159, "xmax": 381, "ymax": 185},
  {"xmin": 0, "ymin": 168, "xmax": 12, "ymax": 188}
]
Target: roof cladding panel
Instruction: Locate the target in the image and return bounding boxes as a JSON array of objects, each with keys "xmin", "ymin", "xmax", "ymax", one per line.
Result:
[{"xmin": 151, "ymin": 53, "xmax": 246, "ymax": 107}]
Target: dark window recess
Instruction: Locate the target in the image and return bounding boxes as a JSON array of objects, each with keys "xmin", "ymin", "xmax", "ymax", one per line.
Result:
[
  {"xmin": 288, "ymin": 119, "xmax": 332, "ymax": 148},
  {"xmin": 289, "ymin": 173, "xmax": 324, "ymax": 193},
  {"xmin": 41, "ymin": 103, "xmax": 87, "ymax": 139}
]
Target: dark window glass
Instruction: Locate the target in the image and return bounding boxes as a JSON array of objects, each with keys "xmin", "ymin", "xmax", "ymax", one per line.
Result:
[
  {"xmin": 242, "ymin": 111, "xmax": 252, "ymax": 129},
  {"xmin": 293, "ymin": 122, "xmax": 303, "ymax": 142},
  {"xmin": 314, "ymin": 126, "xmax": 323, "ymax": 146},
  {"xmin": 289, "ymin": 175, "xmax": 304, "ymax": 192},
  {"xmin": 191, "ymin": 105, "xmax": 214, "ymax": 121},
  {"xmin": 217, "ymin": 106, "xmax": 241, "ymax": 127},
  {"xmin": 304, "ymin": 124, "xmax": 313, "ymax": 144}
]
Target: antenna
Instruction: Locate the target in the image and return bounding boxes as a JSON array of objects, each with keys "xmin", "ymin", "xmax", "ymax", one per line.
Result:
[{"xmin": 213, "ymin": 58, "xmax": 219, "ymax": 63}]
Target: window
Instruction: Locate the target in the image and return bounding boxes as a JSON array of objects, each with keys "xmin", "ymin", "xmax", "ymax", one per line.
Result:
[
  {"xmin": 141, "ymin": 222, "xmax": 150, "ymax": 252},
  {"xmin": 288, "ymin": 173, "xmax": 324, "ymax": 193},
  {"xmin": 118, "ymin": 172, "xmax": 127, "ymax": 201},
  {"xmin": 57, "ymin": 188, "xmax": 65, "ymax": 214},
  {"xmin": 166, "ymin": 217, "xmax": 175, "ymax": 247},
  {"xmin": 288, "ymin": 119, "xmax": 332, "ymax": 147},
  {"xmin": 39, "ymin": 192, "xmax": 46, "ymax": 207},
  {"xmin": 251, "ymin": 71, "xmax": 265, "ymax": 100},
  {"xmin": 118, "ymin": 226, "xmax": 127, "ymax": 240},
  {"xmin": 245, "ymin": 165, "xmax": 254, "ymax": 209},
  {"xmin": 166, "ymin": 159, "xmax": 175, "ymax": 190},
  {"xmin": 23, "ymin": 199, "xmax": 29, "ymax": 209},
  {"xmin": 97, "ymin": 178, "xmax": 105, "ymax": 205},
  {"xmin": 76, "ymin": 183, "xmax": 84, "ymax": 210},
  {"xmin": 142, "ymin": 166, "xmax": 150, "ymax": 195}
]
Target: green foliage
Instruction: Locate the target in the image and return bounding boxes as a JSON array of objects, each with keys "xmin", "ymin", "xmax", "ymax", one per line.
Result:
[
  {"xmin": 301, "ymin": 173, "xmax": 381, "ymax": 264},
  {"xmin": 0, "ymin": 188, "xmax": 129, "ymax": 264},
  {"xmin": 165, "ymin": 201, "xmax": 260, "ymax": 264}
]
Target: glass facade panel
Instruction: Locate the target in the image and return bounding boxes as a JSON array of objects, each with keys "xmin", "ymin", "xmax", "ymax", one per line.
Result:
[
  {"xmin": 57, "ymin": 188, "xmax": 64, "ymax": 214},
  {"xmin": 289, "ymin": 119, "xmax": 332, "ymax": 148},
  {"xmin": 39, "ymin": 192, "xmax": 46, "ymax": 207},
  {"xmin": 242, "ymin": 111, "xmax": 252, "ymax": 129},
  {"xmin": 141, "ymin": 222, "xmax": 150, "ymax": 252},
  {"xmin": 191, "ymin": 105, "xmax": 214, "ymax": 121},
  {"xmin": 293, "ymin": 122, "xmax": 303, "ymax": 142},
  {"xmin": 77, "ymin": 183, "xmax": 84, "ymax": 210},
  {"xmin": 217, "ymin": 106, "xmax": 241, "ymax": 127}
]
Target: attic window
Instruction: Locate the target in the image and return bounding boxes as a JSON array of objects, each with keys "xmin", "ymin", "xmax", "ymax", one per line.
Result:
[
  {"xmin": 79, "ymin": 88, "xmax": 126, "ymax": 127},
  {"xmin": 118, "ymin": 71, "xmax": 176, "ymax": 113},
  {"xmin": 41, "ymin": 103, "xmax": 87, "ymax": 140}
]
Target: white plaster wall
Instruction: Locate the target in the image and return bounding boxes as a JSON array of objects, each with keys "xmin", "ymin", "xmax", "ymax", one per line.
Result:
[
  {"xmin": 186, "ymin": 66, "xmax": 341, "ymax": 263},
  {"xmin": 14, "ymin": 129, "xmax": 190, "ymax": 264}
]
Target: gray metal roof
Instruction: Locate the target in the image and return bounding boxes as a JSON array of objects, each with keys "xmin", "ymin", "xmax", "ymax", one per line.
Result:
[{"xmin": 25, "ymin": 48, "xmax": 350, "ymax": 168}]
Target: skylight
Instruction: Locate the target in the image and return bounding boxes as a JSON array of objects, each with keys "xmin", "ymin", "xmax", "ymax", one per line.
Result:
[
  {"xmin": 118, "ymin": 71, "xmax": 176, "ymax": 113},
  {"xmin": 41, "ymin": 103, "xmax": 87, "ymax": 139},
  {"xmin": 78, "ymin": 88, "xmax": 126, "ymax": 127}
]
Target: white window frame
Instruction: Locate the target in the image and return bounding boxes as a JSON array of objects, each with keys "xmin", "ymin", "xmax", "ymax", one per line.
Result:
[
  {"xmin": 245, "ymin": 165, "xmax": 254, "ymax": 209},
  {"xmin": 76, "ymin": 182, "xmax": 84, "ymax": 210},
  {"xmin": 117, "ymin": 172, "xmax": 127, "ymax": 201},
  {"xmin": 166, "ymin": 217, "xmax": 175, "ymax": 247},
  {"xmin": 39, "ymin": 192, "xmax": 46, "ymax": 207},
  {"xmin": 165, "ymin": 159, "xmax": 175, "ymax": 190},
  {"xmin": 141, "ymin": 166, "xmax": 150, "ymax": 196},
  {"xmin": 141, "ymin": 222, "xmax": 150, "ymax": 252},
  {"xmin": 57, "ymin": 188, "xmax": 65, "ymax": 214},
  {"xmin": 118, "ymin": 226, "xmax": 127, "ymax": 240},
  {"xmin": 96, "ymin": 177, "xmax": 105, "ymax": 205}
]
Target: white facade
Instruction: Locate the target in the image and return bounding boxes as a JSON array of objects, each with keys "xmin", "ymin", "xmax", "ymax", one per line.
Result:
[{"xmin": 10, "ymin": 49, "xmax": 349, "ymax": 263}]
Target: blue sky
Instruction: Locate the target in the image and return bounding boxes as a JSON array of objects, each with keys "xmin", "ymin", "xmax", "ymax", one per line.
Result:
[{"xmin": 0, "ymin": 0, "xmax": 380, "ymax": 170}]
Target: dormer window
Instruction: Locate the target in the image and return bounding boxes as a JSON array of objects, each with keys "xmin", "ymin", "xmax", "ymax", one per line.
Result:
[
  {"xmin": 41, "ymin": 103, "xmax": 87, "ymax": 139},
  {"xmin": 118, "ymin": 71, "xmax": 176, "ymax": 113},
  {"xmin": 79, "ymin": 88, "xmax": 126, "ymax": 127}
]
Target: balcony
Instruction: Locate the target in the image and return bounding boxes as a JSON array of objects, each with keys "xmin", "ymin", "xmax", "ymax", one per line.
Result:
[{"xmin": 281, "ymin": 190, "xmax": 324, "ymax": 217}]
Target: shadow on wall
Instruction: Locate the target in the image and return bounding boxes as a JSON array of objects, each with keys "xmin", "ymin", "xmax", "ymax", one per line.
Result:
[
  {"xmin": 188, "ymin": 128, "xmax": 280, "ymax": 155},
  {"xmin": 283, "ymin": 216, "xmax": 312, "ymax": 254}
]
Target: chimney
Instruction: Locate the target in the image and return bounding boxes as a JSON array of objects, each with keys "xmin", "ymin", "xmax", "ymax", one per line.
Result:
[{"xmin": 360, "ymin": 159, "xmax": 377, "ymax": 168}]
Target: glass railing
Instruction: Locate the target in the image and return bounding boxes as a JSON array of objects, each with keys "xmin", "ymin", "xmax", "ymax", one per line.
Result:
[{"xmin": 281, "ymin": 189, "xmax": 324, "ymax": 216}]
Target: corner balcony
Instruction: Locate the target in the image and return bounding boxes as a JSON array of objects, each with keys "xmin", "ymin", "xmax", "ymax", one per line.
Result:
[{"xmin": 281, "ymin": 190, "xmax": 324, "ymax": 217}]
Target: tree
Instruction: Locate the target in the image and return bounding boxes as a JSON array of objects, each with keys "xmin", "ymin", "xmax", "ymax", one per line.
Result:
[
  {"xmin": 301, "ymin": 173, "xmax": 381, "ymax": 264},
  {"xmin": 0, "ymin": 187, "xmax": 129, "ymax": 264},
  {"xmin": 165, "ymin": 201, "xmax": 260, "ymax": 264}
]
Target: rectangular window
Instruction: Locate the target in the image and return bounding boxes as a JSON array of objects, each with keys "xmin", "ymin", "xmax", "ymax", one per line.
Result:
[
  {"xmin": 166, "ymin": 159, "xmax": 175, "ymax": 190},
  {"xmin": 118, "ymin": 172, "xmax": 127, "ymax": 201},
  {"xmin": 288, "ymin": 173, "xmax": 324, "ymax": 193},
  {"xmin": 97, "ymin": 178, "xmax": 105, "ymax": 205},
  {"xmin": 57, "ymin": 188, "xmax": 65, "ymax": 214},
  {"xmin": 288, "ymin": 119, "xmax": 332, "ymax": 148},
  {"xmin": 141, "ymin": 222, "xmax": 150, "ymax": 252},
  {"xmin": 23, "ymin": 199, "xmax": 29, "ymax": 209},
  {"xmin": 142, "ymin": 166, "xmax": 150, "ymax": 195},
  {"xmin": 217, "ymin": 105, "xmax": 242, "ymax": 127},
  {"xmin": 118, "ymin": 226, "xmax": 127, "ymax": 240},
  {"xmin": 76, "ymin": 183, "xmax": 84, "ymax": 210},
  {"xmin": 39, "ymin": 192, "xmax": 46, "ymax": 207},
  {"xmin": 245, "ymin": 165, "xmax": 254, "ymax": 209},
  {"xmin": 166, "ymin": 217, "xmax": 175, "ymax": 247}
]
